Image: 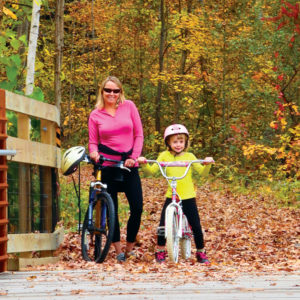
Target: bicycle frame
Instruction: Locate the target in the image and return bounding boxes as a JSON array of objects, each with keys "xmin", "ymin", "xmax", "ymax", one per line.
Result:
[
  {"xmin": 146, "ymin": 159, "xmax": 205, "ymax": 240},
  {"xmin": 84, "ymin": 155, "xmax": 130, "ymax": 231}
]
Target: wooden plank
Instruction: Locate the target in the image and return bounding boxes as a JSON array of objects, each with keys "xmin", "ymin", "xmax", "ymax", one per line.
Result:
[
  {"xmin": 40, "ymin": 118, "xmax": 55, "ymax": 232},
  {"xmin": 7, "ymin": 227, "xmax": 64, "ymax": 253},
  {"xmin": 6, "ymin": 137, "xmax": 61, "ymax": 168},
  {"xmin": 19, "ymin": 256, "xmax": 60, "ymax": 269},
  {"xmin": 7, "ymin": 256, "xmax": 60, "ymax": 270},
  {"xmin": 41, "ymin": 167, "xmax": 52, "ymax": 232},
  {"xmin": 5, "ymin": 91, "xmax": 60, "ymax": 126},
  {"xmin": 7, "ymin": 258, "xmax": 18, "ymax": 271},
  {"xmin": 19, "ymin": 252, "xmax": 33, "ymax": 258},
  {"xmin": 18, "ymin": 164, "xmax": 31, "ymax": 233},
  {"xmin": 41, "ymin": 120, "xmax": 56, "ymax": 146},
  {"xmin": 17, "ymin": 113, "xmax": 31, "ymax": 233},
  {"xmin": 40, "ymin": 250, "xmax": 54, "ymax": 257},
  {"xmin": 17, "ymin": 113, "xmax": 30, "ymax": 139}
]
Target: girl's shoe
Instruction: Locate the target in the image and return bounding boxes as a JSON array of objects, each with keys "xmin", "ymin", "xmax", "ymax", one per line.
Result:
[
  {"xmin": 196, "ymin": 251, "xmax": 210, "ymax": 264},
  {"xmin": 155, "ymin": 250, "xmax": 166, "ymax": 262},
  {"xmin": 116, "ymin": 252, "xmax": 126, "ymax": 262}
]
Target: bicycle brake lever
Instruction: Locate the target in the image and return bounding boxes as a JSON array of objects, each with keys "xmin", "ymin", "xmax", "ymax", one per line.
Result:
[
  {"xmin": 82, "ymin": 155, "xmax": 90, "ymax": 163},
  {"xmin": 120, "ymin": 165, "xmax": 131, "ymax": 172}
]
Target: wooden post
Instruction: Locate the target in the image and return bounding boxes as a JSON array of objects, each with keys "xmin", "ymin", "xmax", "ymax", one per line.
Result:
[
  {"xmin": 40, "ymin": 120, "xmax": 55, "ymax": 232},
  {"xmin": 17, "ymin": 113, "xmax": 31, "ymax": 233}
]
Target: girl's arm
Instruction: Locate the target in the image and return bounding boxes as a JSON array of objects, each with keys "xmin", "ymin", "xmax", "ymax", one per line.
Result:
[
  {"xmin": 137, "ymin": 152, "xmax": 166, "ymax": 177},
  {"xmin": 191, "ymin": 153, "xmax": 213, "ymax": 177}
]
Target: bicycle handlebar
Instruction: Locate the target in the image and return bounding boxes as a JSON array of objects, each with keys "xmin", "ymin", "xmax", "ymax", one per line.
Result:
[
  {"xmin": 83, "ymin": 154, "xmax": 131, "ymax": 172},
  {"xmin": 145, "ymin": 159, "xmax": 214, "ymax": 180}
]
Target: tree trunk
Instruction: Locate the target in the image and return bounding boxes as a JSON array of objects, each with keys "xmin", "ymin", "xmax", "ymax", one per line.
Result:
[
  {"xmin": 25, "ymin": 0, "xmax": 41, "ymax": 95},
  {"xmin": 174, "ymin": 49, "xmax": 187, "ymax": 122},
  {"xmin": 155, "ymin": 0, "xmax": 166, "ymax": 137},
  {"xmin": 55, "ymin": 0, "xmax": 65, "ymax": 113},
  {"xmin": 174, "ymin": 0, "xmax": 192, "ymax": 122}
]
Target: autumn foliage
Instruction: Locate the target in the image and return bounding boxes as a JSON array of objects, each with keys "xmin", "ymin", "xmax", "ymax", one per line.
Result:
[
  {"xmin": 242, "ymin": 0, "xmax": 299, "ymax": 181},
  {"xmin": 1, "ymin": 0, "xmax": 299, "ymax": 189}
]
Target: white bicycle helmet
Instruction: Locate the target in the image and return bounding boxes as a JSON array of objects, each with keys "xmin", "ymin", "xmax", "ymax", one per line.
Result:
[
  {"xmin": 61, "ymin": 146, "xmax": 86, "ymax": 176},
  {"xmin": 164, "ymin": 124, "xmax": 189, "ymax": 149}
]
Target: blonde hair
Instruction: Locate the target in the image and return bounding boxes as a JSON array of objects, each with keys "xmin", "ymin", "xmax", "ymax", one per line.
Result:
[{"xmin": 95, "ymin": 76, "xmax": 125, "ymax": 109}]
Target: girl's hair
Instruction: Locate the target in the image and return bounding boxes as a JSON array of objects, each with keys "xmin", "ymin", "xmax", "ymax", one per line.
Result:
[
  {"xmin": 166, "ymin": 133, "xmax": 189, "ymax": 151},
  {"xmin": 95, "ymin": 76, "xmax": 126, "ymax": 109}
]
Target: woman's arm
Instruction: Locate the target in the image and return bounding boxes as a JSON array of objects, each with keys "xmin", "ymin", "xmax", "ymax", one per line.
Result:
[
  {"xmin": 129, "ymin": 101, "xmax": 144, "ymax": 160},
  {"xmin": 88, "ymin": 113, "xmax": 99, "ymax": 154}
]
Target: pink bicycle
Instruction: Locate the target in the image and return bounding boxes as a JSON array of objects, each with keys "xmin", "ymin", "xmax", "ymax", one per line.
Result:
[{"xmin": 145, "ymin": 159, "xmax": 211, "ymax": 262}]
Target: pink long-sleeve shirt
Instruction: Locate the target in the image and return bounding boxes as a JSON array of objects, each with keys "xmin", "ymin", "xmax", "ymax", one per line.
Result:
[{"xmin": 88, "ymin": 100, "xmax": 144, "ymax": 164}]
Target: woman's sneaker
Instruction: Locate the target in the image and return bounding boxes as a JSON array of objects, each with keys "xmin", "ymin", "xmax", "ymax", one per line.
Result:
[
  {"xmin": 196, "ymin": 251, "xmax": 210, "ymax": 264},
  {"xmin": 155, "ymin": 250, "xmax": 166, "ymax": 262},
  {"xmin": 116, "ymin": 252, "xmax": 126, "ymax": 262}
]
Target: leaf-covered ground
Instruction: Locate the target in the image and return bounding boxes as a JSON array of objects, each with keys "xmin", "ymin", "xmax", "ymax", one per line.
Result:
[{"xmin": 27, "ymin": 173, "xmax": 300, "ymax": 282}]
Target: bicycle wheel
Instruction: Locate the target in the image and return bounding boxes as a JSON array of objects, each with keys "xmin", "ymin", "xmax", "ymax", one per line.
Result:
[
  {"xmin": 81, "ymin": 192, "xmax": 115, "ymax": 263},
  {"xmin": 166, "ymin": 205, "xmax": 180, "ymax": 263}
]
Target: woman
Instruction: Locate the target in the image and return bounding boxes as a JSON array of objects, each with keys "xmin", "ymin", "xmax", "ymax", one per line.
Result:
[{"xmin": 88, "ymin": 76, "xmax": 144, "ymax": 262}]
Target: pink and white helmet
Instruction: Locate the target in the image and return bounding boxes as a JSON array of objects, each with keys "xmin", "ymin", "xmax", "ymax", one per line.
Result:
[{"xmin": 164, "ymin": 124, "xmax": 189, "ymax": 142}]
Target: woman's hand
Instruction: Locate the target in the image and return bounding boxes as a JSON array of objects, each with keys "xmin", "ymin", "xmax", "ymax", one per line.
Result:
[
  {"xmin": 125, "ymin": 158, "xmax": 136, "ymax": 168},
  {"xmin": 203, "ymin": 157, "xmax": 215, "ymax": 165},
  {"xmin": 90, "ymin": 151, "xmax": 100, "ymax": 162},
  {"xmin": 137, "ymin": 157, "xmax": 147, "ymax": 164}
]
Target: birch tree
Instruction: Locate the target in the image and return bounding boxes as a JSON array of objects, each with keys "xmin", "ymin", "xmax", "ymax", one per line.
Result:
[{"xmin": 25, "ymin": 0, "xmax": 41, "ymax": 96}]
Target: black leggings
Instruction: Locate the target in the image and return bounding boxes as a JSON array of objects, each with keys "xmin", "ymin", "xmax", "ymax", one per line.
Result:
[
  {"xmin": 157, "ymin": 198, "xmax": 204, "ymax": 249},
  {"xmin": 102, "ymin": 167, "xmax": 143, "ymax": 243}
]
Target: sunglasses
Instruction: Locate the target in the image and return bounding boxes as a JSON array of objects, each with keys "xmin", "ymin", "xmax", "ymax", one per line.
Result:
[{"xmin": 103, "ymin": 88, "xmax": 121, "ymax": 94}]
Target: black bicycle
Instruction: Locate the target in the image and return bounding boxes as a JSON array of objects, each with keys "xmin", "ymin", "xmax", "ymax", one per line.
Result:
[{"xmin": 81, "ymin": 154, "xmax": 130, "ymax": 263}]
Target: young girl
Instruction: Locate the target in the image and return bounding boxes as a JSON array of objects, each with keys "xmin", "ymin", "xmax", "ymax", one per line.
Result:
[{"xmin": 138, "ymin": 124, "xmax": 214, "ymax": 264}]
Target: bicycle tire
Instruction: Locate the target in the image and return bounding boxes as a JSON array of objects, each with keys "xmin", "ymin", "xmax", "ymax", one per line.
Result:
[
  {"xmin": 166, "ymin": 205, "xmax": 180, "ymax": 263},
  {"xmin": 81, "ymin": 192, "xmax": 115, "ymax": 263}
]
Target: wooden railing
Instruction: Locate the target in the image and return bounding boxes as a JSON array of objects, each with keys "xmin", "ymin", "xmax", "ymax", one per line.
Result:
[
  {"xmin": 5, "ymin": 90, "xmax": 61, "ymax": 168},
  {"xmin": 0, "ymin": 89, "xmax": 63, "ymax": 272}
]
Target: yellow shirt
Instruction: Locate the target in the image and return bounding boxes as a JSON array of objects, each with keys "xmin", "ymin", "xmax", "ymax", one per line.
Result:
[{"xmin": 141, "ymin": 151, "xmax": 211, "ymax": 199}]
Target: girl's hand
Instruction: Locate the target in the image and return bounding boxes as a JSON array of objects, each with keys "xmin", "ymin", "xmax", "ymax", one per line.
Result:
[
  {"xmin": 90, "ymin": 151, "xmax": 100, "ymax": 162},
  {"xmin": 137, "ymin": 156, "xmax": 147, "ymax": 164},
  {"xmin": 203, "ymin": 157, "xmax": 215, "ymax": 165},
  {"xmin": 125, "ymin": 158, "xmax": 136, "ymax": 168}
]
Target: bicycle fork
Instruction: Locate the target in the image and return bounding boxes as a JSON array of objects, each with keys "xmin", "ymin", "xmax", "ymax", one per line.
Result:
[
  {"xmin": 165, "ymin": 179, "xmax": 183, "ymax": 239},
  {"xmin": 165, "ymin": 202, "xmax": 183, "ymax": 239},
  {"xmin": 87, "ymin": 187, "xmax": 96, "ymax": 230},
  {"xmin": 88, "ymin": 183, "xmax": 108, "ymax": 232}
]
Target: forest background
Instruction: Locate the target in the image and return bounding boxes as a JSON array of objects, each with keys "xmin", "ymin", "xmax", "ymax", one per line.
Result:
[{"xmin": 1, "ymin": 0, "xmax": 299, "ymax": 209}]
